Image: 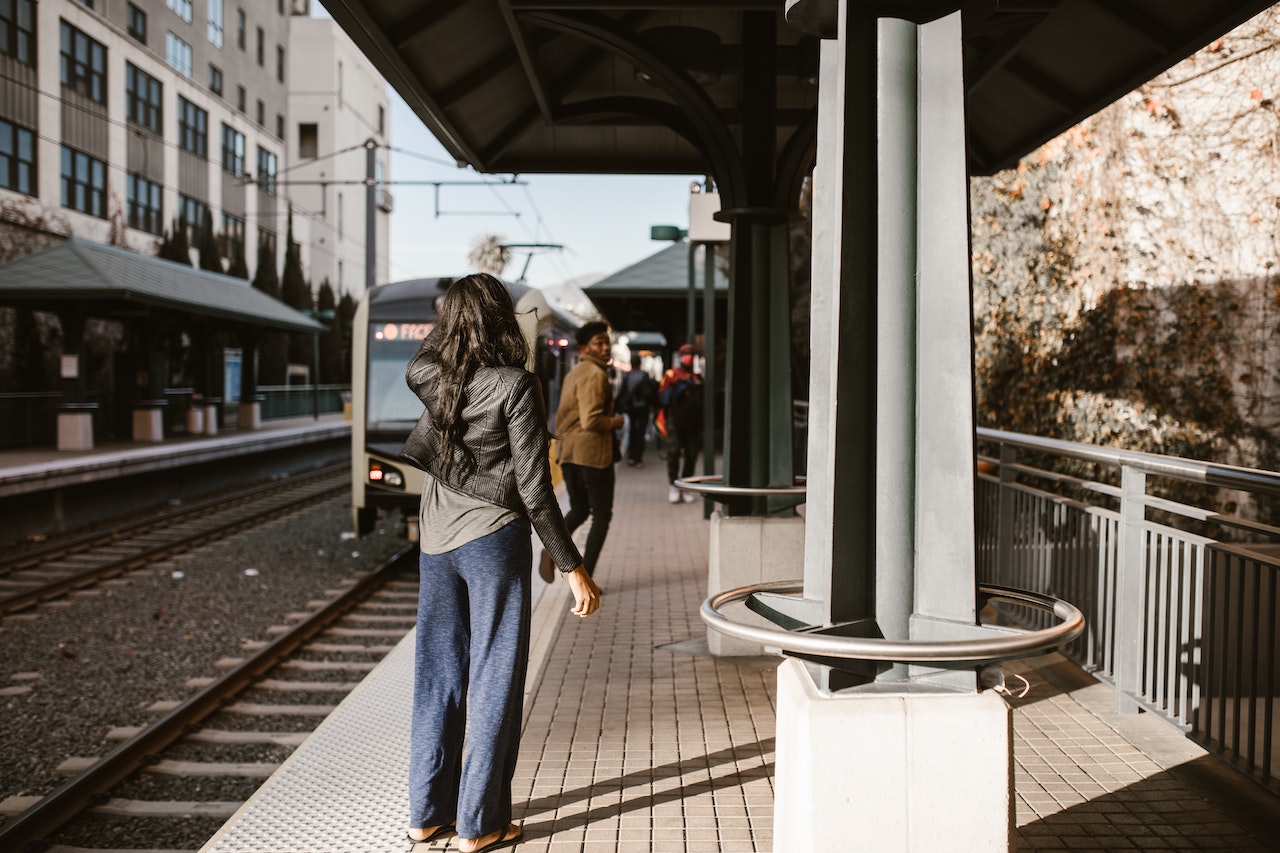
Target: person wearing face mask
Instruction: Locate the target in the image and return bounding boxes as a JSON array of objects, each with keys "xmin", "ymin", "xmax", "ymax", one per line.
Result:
[{"xmin": 655, "ymin": 343, "xmax": 704, "ymax": 504}]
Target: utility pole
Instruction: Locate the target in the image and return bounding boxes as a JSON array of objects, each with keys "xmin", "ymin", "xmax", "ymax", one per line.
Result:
[{"xmin": 365, "ymin": 139, "xmax": 377, "ymax": 292}]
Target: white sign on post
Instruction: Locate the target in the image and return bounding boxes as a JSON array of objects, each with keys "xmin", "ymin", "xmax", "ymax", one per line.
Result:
[{"xmin": 689, "ymin": 192, "xmax": 731, "ymax": 243}]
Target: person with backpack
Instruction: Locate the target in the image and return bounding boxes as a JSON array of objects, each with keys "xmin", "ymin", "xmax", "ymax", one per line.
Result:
[
  {"xmin": 615, "ymin": 352, "xmax": 658, "ymax": 468},
  {"xmin": 656, "ymin": 343, "xmax": 704, "ymax": 504}
]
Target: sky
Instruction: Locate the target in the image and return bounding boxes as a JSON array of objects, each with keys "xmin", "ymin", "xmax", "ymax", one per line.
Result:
[
  {"xmin": 310, "ymin": 5, "xmax": 701, "ymax": 292},
  {"xmin": 385, "ymin": 98, "xmax": 701, "ymax": 290}
]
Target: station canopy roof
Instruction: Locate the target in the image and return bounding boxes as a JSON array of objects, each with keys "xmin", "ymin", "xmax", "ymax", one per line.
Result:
[
  {"xmin": 0, "ymin": 238, "xmax": 324, "ymax": 333},
  {"xmin": 587, "ymin": 242, "xmax": 727, "ymax": 298},
  {"xmin": 322, "ymin": 0, "xmax": 1275, "ymax": 179}
]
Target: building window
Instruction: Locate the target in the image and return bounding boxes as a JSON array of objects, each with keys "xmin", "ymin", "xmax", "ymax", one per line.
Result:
[
  {"xmin": 260, "ymin": 229, "xmax": 277, "ymax": 260},
  {"xmin": 209, "ymin": 64, "xmax": 222, "ymax": 96},
  {"xmin": 221, "ymin": 123, "xmax": 245, "ymax": 177},
  {"xmin": 125, "ymin": 63, "xmax": 163, "ymax": 133},
  {"xmin": 255, "ymin": 98, "xmax": 264, "ymax": 127},
  {"xmin": 178, "ymin": 95, "xmax": 208, "ymax": 158},
  {"xmin": 256, "ymin": 27, "xmax": 263, "ymax": 66},
  {"xmin": 236, "ymin": 85, "xmax": 245, "ymax": 113},
  {"xmin": 275, "ymin": 113, "xmax": 284, "ymax": 140},
  {"xmin": 378, "ymin": 105, "xmax": 385, "ymax": 136},
  {"xmin": 61, "ymin": 145, "xmax": 107, "ymax": 219},
  {"xmin": 166, "ymin": 0, "xmax": 192, "ymax": 24},
  {"xmin": 276, "ymin": 45, "xmax": 284, "ymax": 83},
  {"xmin": 75, "ymin": 0, "xmax": 93, "ymax": 8},
  {"xmin": 207, "ymin": 0, "xmax": 223, "ymax": 48},
  {"xmin": 1, "ymin": 0, "xmax": 35, "ymax": 65},
  {"xmin": 166, "ymin": 32, "xmax": 192, "ymax": 76},
  {"xmin": 236, "ymin": 7, "xmax": 245, "ymax": 50},
  {"xmin": 0, "ymin": 119, "xmax": 35, "ymax": 196},
  {"xmin": 126, "ymin": 3, "xmax": 147, "ymax": 43},
  {"xmin": 127, "ymin": 173, "xmax": 163, "ymax": 235},
  {"xmin": 221, "ymin": 212, "xmax": 244, "ymax": 258},
  {"xmin": 257, "ymin": 147, "xmax": 277, "ymax": 195},
  {"xmin": 60, "ymin": 21, "xmax": 107, "ymax": 104},
  {"xmin": 178, "ymin": 193, "xmax": 209, "ymax": 242},
  {"xmin": 298, "ymin": 123, "xmax": 317, "ymax": 159}
]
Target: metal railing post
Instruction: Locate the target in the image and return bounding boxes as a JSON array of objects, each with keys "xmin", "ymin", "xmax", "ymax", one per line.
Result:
[
  {"xmin": 1115, "ymin": 464, "xmax": 1146, "ymax": 714},
  {"xmin": 996, "ymin": 442, "xmax": 1017, "ymax": 587}
]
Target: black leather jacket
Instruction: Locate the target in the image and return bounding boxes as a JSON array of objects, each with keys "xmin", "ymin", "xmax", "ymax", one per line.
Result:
[{"xmin": 400, "ymin": 330, "xmax": 583, "ymax": 573}]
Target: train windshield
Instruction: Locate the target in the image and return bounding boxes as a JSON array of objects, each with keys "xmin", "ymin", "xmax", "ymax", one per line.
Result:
[{"xmin": 366, "ymin": 321, "xmax": 432, "ymax": 430}]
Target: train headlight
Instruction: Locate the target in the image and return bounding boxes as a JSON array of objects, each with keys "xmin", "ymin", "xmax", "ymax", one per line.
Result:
[{"xmin": 368, "ymin": 462, "xmax": 406, "ymax": 490}]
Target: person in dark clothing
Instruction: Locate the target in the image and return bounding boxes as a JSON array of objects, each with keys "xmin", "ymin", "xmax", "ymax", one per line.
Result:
[
  {"xmin": 615, "ymin": 352, "xmax": 657, "ymax": 468},
  {"xmin": 656, "ymin": 343, "xmax": 704, "ymax": 504}
]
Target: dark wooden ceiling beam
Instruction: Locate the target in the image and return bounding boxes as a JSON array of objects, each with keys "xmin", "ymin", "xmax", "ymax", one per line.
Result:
[
  {"xmin": 390, "ymin": 0, "xmax": 469, "ymax": 51},
  {"xmin": 499, "ymin": 0, "xmax": 556, "ymax": 123},
  {"xmin": 479, "ymin": 10, "xmax": 657, "ymax": 166},
  {"xmin": 521, "ymin": 9, "xmax": 747, "ymax": 203},
  {"xmin": 435, "ymin": 29, "xmax": 555, "ymax": 110},
  {"xmin": 965, "ymin": 5, "xmax": 1058, "ymax": 96},
  {"xmin": 1078, "ymin": 0, "xmax": 1177, "ymax": 55},
  {"xmin": 508, "ymin": 0, "xmax": 775, "ymax": 9}
]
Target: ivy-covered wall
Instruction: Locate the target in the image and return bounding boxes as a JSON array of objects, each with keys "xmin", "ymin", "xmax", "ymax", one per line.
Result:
[{"xmin": 971, "ymin": 8, "xmax": 1280, "ymax": 490}]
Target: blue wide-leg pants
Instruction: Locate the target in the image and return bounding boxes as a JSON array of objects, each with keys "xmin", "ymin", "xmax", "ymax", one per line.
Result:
[{"xmin": 408, "ymin": 520, "xmax": 531, "ymax": 839}]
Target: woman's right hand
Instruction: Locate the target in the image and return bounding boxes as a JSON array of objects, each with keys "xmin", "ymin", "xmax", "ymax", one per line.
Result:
[{"xmin": 566, "ymin": 565, "xmax": 601, "ymax": 617}]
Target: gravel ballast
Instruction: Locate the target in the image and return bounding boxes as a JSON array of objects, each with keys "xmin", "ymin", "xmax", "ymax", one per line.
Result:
[{"xmin": 0, "ymin": 495, "xmax": 409, "ymax": 816}]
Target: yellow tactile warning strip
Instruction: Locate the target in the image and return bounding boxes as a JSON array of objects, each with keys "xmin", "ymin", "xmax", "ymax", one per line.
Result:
[{"xmin": 201, "ymin": 456, "xmax": 1280, "ymax": 853}]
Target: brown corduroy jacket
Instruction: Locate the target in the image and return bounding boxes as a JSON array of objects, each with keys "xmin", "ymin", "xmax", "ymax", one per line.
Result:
[{"xmin": 554, "ymin": 357, "xmax": 616, "ymax": 470}]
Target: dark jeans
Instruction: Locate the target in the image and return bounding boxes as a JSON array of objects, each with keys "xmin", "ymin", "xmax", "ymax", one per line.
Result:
[
  {"xmin": 561, "ymin": 461, "xmax": 614, "ymax": 576},
  {"xmin": 666, "ymin": 428, "xmax": 700, "ymax": 484},
  {"xmin": 409, "ymin": 520, "xmax": 531, "ymax": 839},
  {"xmin": 625, "ymin": 410, "xmax": 649, "ymax": 463}
]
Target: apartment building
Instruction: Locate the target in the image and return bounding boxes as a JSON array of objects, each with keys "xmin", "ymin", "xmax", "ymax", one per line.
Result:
[
  {"xmin": 0, "ymin": 0, "xmax": 387, "ymax": 294},
  {"xmin": 286, "ymin": 4, "xmax": 390, "ymax": 296}
]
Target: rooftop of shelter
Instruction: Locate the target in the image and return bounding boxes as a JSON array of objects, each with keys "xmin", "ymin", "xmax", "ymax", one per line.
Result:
[
  {"xmin": 0, "ymin": 237, "xmax": 324, "ymax": 334},
  {"xmin": 321, "ymin": 1, "xmax": 1275, "ymax": 179},
  {"xmin": 586, "ymin": 242, "xmax": 728, "ymax": 299}
]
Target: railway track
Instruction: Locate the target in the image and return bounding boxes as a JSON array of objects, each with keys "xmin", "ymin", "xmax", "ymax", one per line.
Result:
[
  {"xmin": 0, "ymin": 545, "xmax": 419, "ymax": 853},
  {"xmin": 0, "ymin": 465, "xmax": 350, "ymax": 616}
]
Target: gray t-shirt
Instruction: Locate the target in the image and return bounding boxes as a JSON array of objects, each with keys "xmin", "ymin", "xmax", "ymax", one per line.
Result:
[{"xmin": 419, "ymin": 473, "xmax": 521, "ymax": 555}]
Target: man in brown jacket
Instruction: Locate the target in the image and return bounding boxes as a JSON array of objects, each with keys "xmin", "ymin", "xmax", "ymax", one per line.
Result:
[{"xmin": 552, "ymin": 321, "xmax": 623, "ymax": 579}]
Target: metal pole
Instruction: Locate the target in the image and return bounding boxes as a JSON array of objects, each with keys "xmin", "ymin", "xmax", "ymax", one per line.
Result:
[
  {"xmin": 703, "ymin": 237, "xmax": 716, "ymax": 512},
  {"xmin": 365, "ymin": 140, "xmax": 377, "ymax": 293},
  {"xmin": 687, "ymin": 240, "xmax": 697, "ymax": 346},
  {"xmin": 312, "ymin": 330, "xmax": 319, "ymax": 420}
]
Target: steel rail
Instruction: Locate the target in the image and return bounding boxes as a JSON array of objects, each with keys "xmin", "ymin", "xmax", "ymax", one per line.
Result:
[
  {"xmin": 674, "ymin": 474, "xmax": 808, "ymax": 499},
  {"xmin": 978, "ymin": 426, "xmax": 1280, "ymax": 497},
  {"xmin": 1, "ymin": 463, "xmax": 348, "ymax": 576},
  {"xmin": 0, "ymin": 545, "xmax": 417, "ymax": 852},
  {"xmin": 0, "ymin": 475, "xmax": 348, "ymax": 614},
  {"xmin": 701, "ymin": 580, "xmax": 1084, "ymax": 663}
]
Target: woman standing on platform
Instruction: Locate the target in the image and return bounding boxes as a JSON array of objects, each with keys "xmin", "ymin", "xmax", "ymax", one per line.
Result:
[{"xmin": 400, "ymin": 273, "xmax": 601, "ymax": 852}]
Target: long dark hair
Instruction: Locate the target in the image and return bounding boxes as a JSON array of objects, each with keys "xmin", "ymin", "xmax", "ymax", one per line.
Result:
[{"xmin": 433, "ymin": 273, "xmax": 528, "ymax": 476}]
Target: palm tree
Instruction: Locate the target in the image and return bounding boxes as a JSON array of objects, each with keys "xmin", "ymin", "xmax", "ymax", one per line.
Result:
[{"xmin": 467, "ymin": 233, "xmax": 510, "ymax": 275}]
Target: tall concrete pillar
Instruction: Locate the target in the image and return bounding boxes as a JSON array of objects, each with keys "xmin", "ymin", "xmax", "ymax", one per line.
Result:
[
  {"xmin": 771, "ymin": 5, "xmax": 1012, "ymax": 849},
  {"xmin": 705, "ymin": 12, "xmax": 806, "ymax": 655}
]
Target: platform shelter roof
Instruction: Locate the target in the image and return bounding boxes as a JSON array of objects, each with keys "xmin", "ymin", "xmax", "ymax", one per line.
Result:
[
  {"xmin": 587, "ymin": 242, "xmax": 727, "ymax": 299},
  {"xmin": 0, "ymin": 237, "xmax": 323, "ymax": 333},
  {"xmin": 322, "ymin": 1, "xmax": 1275, "ymax": 180}
]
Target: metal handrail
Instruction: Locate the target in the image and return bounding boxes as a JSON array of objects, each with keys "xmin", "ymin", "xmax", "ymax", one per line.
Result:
[
  {"xmin": 675, "ymin": 474, "xmax": 808, "ymax": 499},
  {"xmin": 978, "ymin": 426, "xmax": 1280, "ymax": 497},
  {"xmin": 701, "ymin": 580, "xmax": 1085, "ymax": 664}
]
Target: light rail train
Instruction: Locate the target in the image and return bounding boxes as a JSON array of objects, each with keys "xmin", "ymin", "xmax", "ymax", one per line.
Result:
[{"xmin": 350, "ymin": 276, "xmax": 583, "ymax": 539}]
